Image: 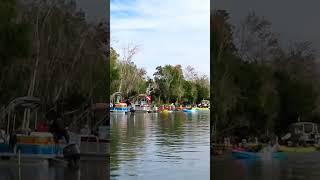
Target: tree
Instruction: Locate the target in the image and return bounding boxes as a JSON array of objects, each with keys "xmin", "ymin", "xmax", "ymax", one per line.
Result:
[
  {"xmin": 153, "ymin": 65, "xmax": 185, "ymax": 104},
  {"xmin": 234, "ymin": 11, "xmax": 281, "ymax": 63},
  {"xmin": 0, "ymin": 0, "xmax": 32, "ymax": 104}
]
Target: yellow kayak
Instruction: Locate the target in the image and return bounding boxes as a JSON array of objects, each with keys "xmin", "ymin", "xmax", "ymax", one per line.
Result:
[
  {"xmin": 196, "ymin": 107, "xmax": 209, "ymax": 111},
  {"xmin": 278, "ymin": 145, "xmax": 318, "ymax": 152}
]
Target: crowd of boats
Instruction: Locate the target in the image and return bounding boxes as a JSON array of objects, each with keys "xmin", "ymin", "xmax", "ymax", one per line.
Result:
[
  {"xmin": 110, "ymin": 92, "xmax": 210, "ymax": 114},
  {"xmin": 0, "ymin": 92, "xmax": 210, "ymax": 168},
  {"xmin": 213, "ymin": 121, "xmax": 320, "ymax": 160}
]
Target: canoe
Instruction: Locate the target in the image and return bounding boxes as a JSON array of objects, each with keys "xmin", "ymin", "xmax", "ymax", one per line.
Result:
[
  {"xmin": 231, "ymin": 150, "xmax": 286, "ymax": 159},
  {"xmin": 278, "ymin": 145, "xmax": 318, "ymax": 153}
]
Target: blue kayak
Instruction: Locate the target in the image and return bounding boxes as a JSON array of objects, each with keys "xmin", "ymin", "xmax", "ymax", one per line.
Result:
[
  {"xmin": 182, "ymin": 108, "xmax": 198, "ymax": 113},
  {"xmin": 231, "ymin": 150, "xmax": 286, "ymax": 159}
]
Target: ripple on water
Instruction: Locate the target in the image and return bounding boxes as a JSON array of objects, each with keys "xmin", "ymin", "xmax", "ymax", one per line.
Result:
[{"xmin": 110, "ymin": 112, "xmax": 210, "ymax": 179}]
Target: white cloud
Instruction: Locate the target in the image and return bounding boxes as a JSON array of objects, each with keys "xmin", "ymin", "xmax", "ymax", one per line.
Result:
[{"xmin": 111, "ymin": 0, "xmax": 210, "ymax": 78}]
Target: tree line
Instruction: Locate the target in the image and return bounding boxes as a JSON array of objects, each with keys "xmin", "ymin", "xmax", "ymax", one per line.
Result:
[
  {"xmin": 110, "ymin": 46, "xmax": 210, "ymax": 105},
  {"xmin": 0, "ymin": 0, "xmax": 107, "ymax": 122},
  {"xmin": 212, "ymin": 10, "xmax": 320, "ymax": 140}
]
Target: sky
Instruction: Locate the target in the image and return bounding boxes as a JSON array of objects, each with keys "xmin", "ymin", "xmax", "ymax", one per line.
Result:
[
  {"xmin": 110, "ymin": 0, "xmax": 210, "ymax": 78},
  {"xmin": 212, "ymin": 0, "xmax": 320, "ymax": 56}
]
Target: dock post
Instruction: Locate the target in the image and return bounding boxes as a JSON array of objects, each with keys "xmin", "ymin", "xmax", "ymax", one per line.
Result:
[{"xmin": 18, "ymin": 149, "xmax": 21, "ymax": 167}]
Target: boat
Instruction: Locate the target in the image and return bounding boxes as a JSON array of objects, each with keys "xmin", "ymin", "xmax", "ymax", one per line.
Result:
[
  {"xmin": 231, "ymin": 149, "xmax": 286, "ymax": 159},
  {"xmin": 199, "ymin": 100, "xmax": 210, "ymax": 109},
  {"xmin": 175, "ymin": 106, "xmax": 184, "ymax": 111},
  {"xmin": 159, "ymin": 109, "xmax": 174, "ymax": 113},
  {"xmin": 196, "ymin": 107, "xmax": 210, "ymax": 111},
  {"xmin": 158, "ymin": 105, "xmax": 175, "ymax": 113},
  {"xmin": 151, "ymin": 105, "xmax": 158, "ymax": 113},
  {"xmin": 0, "ymin": 97, "xmax": 73, "ymax": 165},
  {"xmin": 0, "ymin": 97, "xmax": 110, "ymax": 166},
  {"xmin": 67, "ymin": 102, "xmax": 110, "ymax": 160},
  {"xmin": 110, "ymin": 92, "xmax": 129, "ymax": 114},
  {"xmin": 182, "ymin": 108, "xmax": 198, "ymax": 113},
  {"xmin": 131, "ymin": 94, "xmax": 152, "ymax": 113},
  {"xmin": 281, "ymin": 121, "xmax": 320, "ymax": 145},
  {"xmin": 110, "ymin": 103, "xmax": 128, "ymax": 114}
]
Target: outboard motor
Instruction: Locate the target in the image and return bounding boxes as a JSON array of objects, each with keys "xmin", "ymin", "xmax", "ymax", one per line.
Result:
[{"xmin": 63, "ymin": 144, "xmax": 80, "ymax": 168}]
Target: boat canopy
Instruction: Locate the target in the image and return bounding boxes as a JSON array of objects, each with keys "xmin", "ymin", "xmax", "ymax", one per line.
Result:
[
  {"xmin": 289, "ymin": 122, "xmax": 319, "ymax": 134},
  {"xmin": 110, "ymin": 92, "xmax": 123, "ymax": 104},
  {"xmin": 8, "ymin": 96, "xmax": 41, "ymax": 111}
]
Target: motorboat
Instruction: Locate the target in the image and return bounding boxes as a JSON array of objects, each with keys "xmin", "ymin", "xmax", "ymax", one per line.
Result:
[
  {"xmin": 110, "ymin": 92, "xmax": 129, "ymax": 114},
  {"xmin": 131, "ymin": 94, "xmax": 152, "ymax": 113},
  {"xmin": 68, "ymin": 102, "xmax": 110, "ymax": 160},
  {"xmin": 281, "ymin": 121, "xmax": 320, "ymax": 145},
  {"xmin": 0, "ymin": 97, "xmax": 78, "ymax": 166}
]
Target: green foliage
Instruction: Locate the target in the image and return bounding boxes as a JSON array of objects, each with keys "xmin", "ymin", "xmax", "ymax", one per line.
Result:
[
  {"xmin": 110, "ymin": 48, "xmax": 209, "ymax": 104},
  {"xmin": 212, "ymin": 9, "xmax": 320, "ymax": 139},
  {"xmin": 0, "ymin": 0, "xmax": 108, "ymax": 111},
  {"xmin": 0, "ymin": 0, "xmax": 31, "ymax": 65},
  {"xmin": 153, "ymin": 65, "xmax": 184, "ymax": 103}
]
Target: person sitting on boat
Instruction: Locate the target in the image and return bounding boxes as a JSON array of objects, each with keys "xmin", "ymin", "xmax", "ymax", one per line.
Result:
[
  {"xmin": 47, "ymin": 110, "xmax": 70, "ymax": 144},
  {"xmin": 125, "ymin": 99, "xmax": 131, "ymax": 107},
  {"xmin": 240, "ymin": 139, "xmax": 248, "ymax": 150},
  {"xmin": 80, "ymin": 124, "xmax": 91, "ymax": 135}
]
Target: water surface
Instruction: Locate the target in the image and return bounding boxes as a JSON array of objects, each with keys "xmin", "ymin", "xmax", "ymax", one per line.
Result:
[
  {"xmin": 110, "ymin": 111, "xmax": 210, "ymax": 180},
  {"xmin": 0, "ymin": 160, "xmax": 108, "ymax": 180},
  {"xmin": 212, "ymin": 152, "xmax": 320, "ymax": 180}
]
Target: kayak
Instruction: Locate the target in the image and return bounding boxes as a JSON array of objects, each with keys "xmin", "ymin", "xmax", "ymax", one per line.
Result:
[
  {"xmin": 231, "ymin": 150, "xmax": 286, "ymax": 159},
  {"xmin": 278, "ymin": 145, "xmax": 319, "ymax": 153},
  {"xmin": 159, "ymin": 110, "xmax": 174, "ymax": 114},
  {"xmin": 196, "ymin": 107, "xmax": 209, "ymax": 111},
  {"xmin": 183, "ymin": 108, "xmax": 198, "ymax": 113}
]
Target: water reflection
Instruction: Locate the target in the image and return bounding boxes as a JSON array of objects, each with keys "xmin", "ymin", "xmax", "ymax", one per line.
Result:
[
  {"xmin": 212, "ymin": 152, "xmax": 320, "ymax": 180},
  {"xmin": 110, "ymin": 111, "xmax": 210, "ymax": 180},
  {"xmin": 0, "ymin": 160, "xmax": 108, "ymax": 180}
]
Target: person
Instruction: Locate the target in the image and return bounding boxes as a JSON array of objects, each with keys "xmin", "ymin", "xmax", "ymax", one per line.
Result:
[
  {"xmin": 80, "ymin": 124, "xmax": 90, "ymax": 135},
  {"xmin": 47, "ymin": 110, "xmax": 70, "ymax": 144},
  {"xmin": 125, "ymin": 99, "xmax": 131, "ymax": 107}
]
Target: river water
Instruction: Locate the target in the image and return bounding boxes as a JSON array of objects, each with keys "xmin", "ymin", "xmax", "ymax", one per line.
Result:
[
  {"xmin": 0, "ymin": 160, "xmax": 108, "ymax": 180},
  {"xmin": 110, "ymin": 111, "xmax": 210, "ymax": 180},
  {"xmin": 212, "ymin": 152, "xmax": 320, "ymax": 180}
]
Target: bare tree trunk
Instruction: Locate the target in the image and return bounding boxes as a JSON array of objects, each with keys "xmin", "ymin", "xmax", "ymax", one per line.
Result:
[
  {"xmin": 24, "ymin": 7, "xmax": 41, "ymax": 129},
  {"xmin": 55, "ymin": 33, "xmax": 87, "ymax": 102}
]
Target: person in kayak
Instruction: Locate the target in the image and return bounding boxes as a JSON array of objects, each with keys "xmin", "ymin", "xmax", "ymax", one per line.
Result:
[{"xmin": 46, "ymin": 110, "xmax": 70, "ymax": 144}]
